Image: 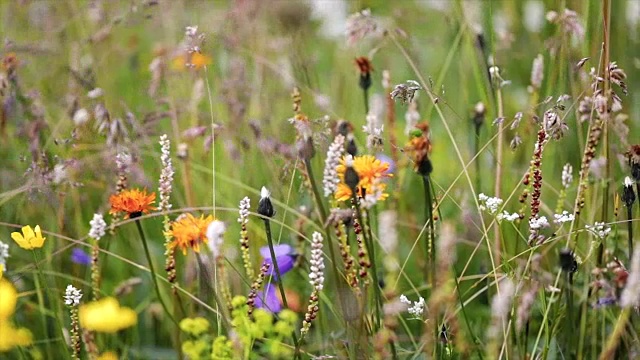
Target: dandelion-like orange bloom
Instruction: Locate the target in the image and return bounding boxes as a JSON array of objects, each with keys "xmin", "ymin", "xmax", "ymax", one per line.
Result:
[
  {"xmin": 335, "ymin": 155, "xmax": 392, "ymax": 203},
  {"xmin": 164, "ymin": 213, "xmax": 214, "ymax": 255},
  {"xmin": 109, "ymin": 189, "xmax": 156, "ymax": 218}
]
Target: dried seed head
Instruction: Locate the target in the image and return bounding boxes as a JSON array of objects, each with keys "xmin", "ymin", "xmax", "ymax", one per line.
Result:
[
  {"xmin": 622, "ymin": 177, "xmax": 636, "ymax": 208},
  {"xmin": 559, "ymin": 248, "xmax": 578, "ymax": 273},
  {"xmin": 257, "ymin": 186, "xmax": 275, "ymax": 218}
]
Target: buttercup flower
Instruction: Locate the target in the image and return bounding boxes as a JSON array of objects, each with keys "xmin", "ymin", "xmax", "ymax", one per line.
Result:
[
  {"xmin": 79, "ymin": 297, "xmax": 137, "ymax": 333},
  {"xmin": 165, "ymin": 213, "xmax": 214, "ymax": 255},
  {"xmin": 0, "ymin": 279, "xmax": 17, "ymax": 320},
  {"xmin": 260, "ymin": 244, "xmax": 296, "ymax": 280},
  {"xmin": 335, "ymin": 155, "xmax": 393, "ymax": 204},
  {"xmin": 0, "ymin": 279, "xmax": 32, "ymax": 352},
  {"xmin": 109, "ymin": 188, "xmax": 156, "ymax": 219},
  {"xmin": 11, "ymin": 225, "xmax": 46, "ymax": 250}
]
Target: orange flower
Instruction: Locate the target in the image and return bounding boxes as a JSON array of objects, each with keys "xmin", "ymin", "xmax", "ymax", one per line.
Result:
[
  {"xmin": 109, "ymin": 189, "xmax": 156, "ymax": 218},
  {"xmin": 335, "ymin": 155, "xmax": 392, "ymax": 203},
  {"xmin": 164, "ymin": 213, "xmax": 214, "ymax": 255},
  {"xmin": 171, "ymin": 52, "xmax": 212, "ymax": 71}
]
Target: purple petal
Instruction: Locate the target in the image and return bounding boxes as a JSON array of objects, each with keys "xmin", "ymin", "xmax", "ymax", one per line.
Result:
[
  {"xmin": 260, "ymin": 244, "xmax": 294, "ymax": 259},
  {"xmin": 263, "ymin": 255, "xmax": 296, "ymax": 279},
  {"xmin": 376, "ymin": 153, "xmax": 395, "ymax": 174},
  {"xmin": 71, "ymin": 247, "xmax": 92, "ymax": 265},
  {"xmin": 255, "ymin": 283, "xmax": 282, "ymax": 313}
]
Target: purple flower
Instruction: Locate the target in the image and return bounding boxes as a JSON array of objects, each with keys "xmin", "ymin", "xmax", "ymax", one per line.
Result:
[
  {"xmin": 260, "ymin": 244, "xmax": 296, "ymax": 280},
  {"xmin": 376, "ymin": 153, "xmax": 395, "ymax": 175},
  {"xmin": 255, "ymin": 283, "xmax": 282, "ymax": 313},
  {"xmin": 71, "ymin": 247, "xmax": 91, "ymax": 265}
]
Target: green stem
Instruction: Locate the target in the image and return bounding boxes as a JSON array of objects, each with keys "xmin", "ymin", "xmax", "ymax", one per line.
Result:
[
  {"xmin": 363, "ymin": 88, "xmax": 369, "ymax": 115},
  {"xmin": 262, "ymin": 219, "xmax": 290, "ymax": 309},
  {"xmin": 628, "ymin": 207, "xmax": 634, "ymax": 258},
  {"xmin": 135, "ymin": 220, "xmax": 177, "ymax": 326},
  {"xmin": 300, "ymin": 158, "xmax": 347, "ymax": 357},
  {"xmin": 263, "ymin": 219, "xmax": 300, "ymax": 355},
  {"xmin": 194, "ymin": 253, "xmax": 231, "ymax": 330},
  {"xmin": 353, "ymin": 198, "xmax": 382, "ymax": 331},
  {"xmin": 31, "ymin": 250, "xmax": 70, "ymax": 358},
  {"xmin": 453, "ymin": 267, "xmax": 484, "ymax": 360},
  {"xmin": 474, "ymin": 123, "xmax": 482, "ymax": 194},
  {"xmin": 422, "ymin": 175, "xmax": 438, "ymax": 355}
]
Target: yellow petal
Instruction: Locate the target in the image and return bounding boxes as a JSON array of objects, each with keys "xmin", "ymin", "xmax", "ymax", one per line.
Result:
[
  {"xmin": 21, "ymin": 226, "xmax": 35, "ymax": 241},
  {"xmin": 0, "ymin": 279, "xmax": 17, "ymax": 320},
  {"xmin": 10, "ymin": 232, "xmax": 28, "ymax": 249}
]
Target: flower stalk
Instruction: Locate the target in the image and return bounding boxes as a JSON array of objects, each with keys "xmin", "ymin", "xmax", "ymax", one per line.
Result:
[{"xmin": 135, "ymin": 220, "xmax": 177, "ymax": 326}]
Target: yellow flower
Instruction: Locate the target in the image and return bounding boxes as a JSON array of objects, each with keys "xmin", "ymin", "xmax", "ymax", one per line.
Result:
[
  {"xmin": 109, "ymin": 188, "xmax": 156, "ymax": 219},
  {"xmin": 0, "ymin": 320, "xmax": 33, "ymax": 352},
  {"xmin": 0, "ymin": 279, "xmax": 32, "ymax": 352},
  {"xmin": 96, "ymin": 351, "xmax": 118, "ymax": 360},
  {"xmin": 0, "ymin": 279, "xmax": 17, "ymax": 320},
  {"xmin": 164, "ymin": 213, "xmax": 214, "ymax": 255},
  {"xmin": 335, "ymin": 155, "xmax": 392, "ymax": 202},
  {"xmin": 79, "ymin": 297, "xmax": 137, "ymax": 333},
  {"xmin": 11, "ymin": 225, "xmax": 45, "ymax": 250}
]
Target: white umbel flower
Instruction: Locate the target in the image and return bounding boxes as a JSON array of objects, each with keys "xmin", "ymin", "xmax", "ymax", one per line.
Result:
[
  {"xmin": 88, "ymin": 213, "xmax": 107, "ymax": 240},
  {"xmin": 64, "ymin": 285, "xmax": 83, "ymax": 306},
  {"xmin": 585, "ymin": 222, "xmax": 611, "ymax": 239},
  {"xmin": 309, "ymin": 232, "xmax": 325, "ymax": 291},
  {"xmin": 479, "ymin": 193, "xmax": 503, "ymax": 214},
  {"xmin": 399, "ymin": 294, "xmax": 426, "ymax": 317},
  {"xmin": 553, "ymin": 211, "xmax": 575, "ymax": 224},
  {"xmin": 529, "ymin": 216, "xmax": 549, "ymax": 230}
]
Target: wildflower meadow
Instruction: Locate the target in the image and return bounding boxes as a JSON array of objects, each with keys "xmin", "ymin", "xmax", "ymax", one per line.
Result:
[{"xmin": 2, "ymin": 1, "xmax": 640, "ymax": 359}]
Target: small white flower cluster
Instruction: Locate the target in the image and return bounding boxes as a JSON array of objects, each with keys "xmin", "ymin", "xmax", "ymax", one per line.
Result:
[
  {"xmin": 206, "ymin": 220, "xmax": 226, "ymax": 259},
  {"xmin": 585, "ymin": 222, "xmax": 611, "ymax": 239},
  {"xmin": 496, "ymin": 211, "xmax": 520, "ymax": 222},
  {"xmin": 529, "ymin": 216, "xmax": 549, "ymax": 230},
  {"xmin": 0, "ymin": 241, "xmax": 9, "ymax": 272},
  {"xmin": 237, "ymin": 197, "xmax": 250, "ymax": 225},
  {"xmin": 562, "ymin": 163, "xmax": 573, "ymax": 189},
  {"xmin": 554, "ymin": 211, "xmax": 575, "ymax": 224},
  {"xmin": 158, "ymin": 134, "xmax": 175, "ymax": 212},
  {"xmin": 479, "ymin": 193, "xmax": 503, "ymax": 215},
  {"xmin": 88, "ymin": 213, "xmax": 107, "ymax": 240},
  {"xmin": 400, "ymin": 294, "xmax": 426, "ymax": 317},
  {"xmin": 362, "ymin": 123, "xmax": 384, "ymax": 150},
  {"xmin": 322, "ymin": 134, "xmax": 345, "ymax": 197},
  {"xmin": 64, "ymin": 285, "xmax": 83, "ymax": 307},
  {"xmin": 309, "ymin": 232, "xmax": 325, "ymax": 292}
]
